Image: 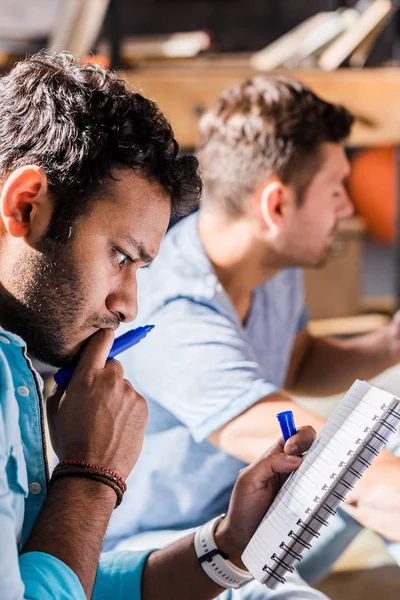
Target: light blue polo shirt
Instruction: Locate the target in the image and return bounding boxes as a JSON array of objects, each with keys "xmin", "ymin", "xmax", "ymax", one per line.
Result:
[
  {"xmin": 105, "ymin": 211, "xmax": 307, "ymax": 549},
  {"xmin": 0, "ymin": 326, "xmax": 150, "ymax": 598}
]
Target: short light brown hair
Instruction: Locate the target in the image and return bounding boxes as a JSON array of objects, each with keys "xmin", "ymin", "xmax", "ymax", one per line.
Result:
[{"xmin": 197, "ymin": 74, "xmax": 353, "ymax": 215}]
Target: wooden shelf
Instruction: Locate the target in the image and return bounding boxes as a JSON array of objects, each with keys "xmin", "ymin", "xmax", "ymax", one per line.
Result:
[{"xmin": 121, "ymin": 62, "xmax": 400, "ymax": 148}]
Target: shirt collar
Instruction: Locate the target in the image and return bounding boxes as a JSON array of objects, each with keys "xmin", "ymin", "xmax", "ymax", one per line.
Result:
[
  {"xmin": 0, "ymin": 325, "xmax": 25, "ymax": 348},
  {"xmin": 176, "ymin": 211, "xmax": 219, "ymax": 295}
]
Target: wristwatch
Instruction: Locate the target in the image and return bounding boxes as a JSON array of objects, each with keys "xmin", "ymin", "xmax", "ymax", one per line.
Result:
[{"xmin": 194, "ymin": 515, "xmax": 254, "ymax": 589}]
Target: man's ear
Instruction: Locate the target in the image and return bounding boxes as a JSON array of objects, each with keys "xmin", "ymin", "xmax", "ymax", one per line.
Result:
[
  {"xmin": 0, "ymin": 166, "xmax": 51, "ymax": 241},
  {"xmin": 257, "ymin": 179, "xmax": 287, "ymax": 233}
]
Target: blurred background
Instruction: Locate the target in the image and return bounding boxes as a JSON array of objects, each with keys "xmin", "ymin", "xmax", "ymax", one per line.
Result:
[
  {"xmin": 3, "ymin": 0, "xmax": 400, "ymax": 326},
  {"xmin": 4, "ymin": 1, "xmax": 400, "ymax": 597}
]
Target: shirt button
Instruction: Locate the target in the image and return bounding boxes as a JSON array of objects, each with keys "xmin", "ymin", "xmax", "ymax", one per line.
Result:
[
  {"xmin": 0, "ymin": 335, "xmax": 10, "ymax": 344},
  {"xmin": 17, "ymin": 386, "xmax": 29, "ymax": 397},
  {"xmin": 29, "ymin": 482, "xmax": 41, "ymax": 495}
]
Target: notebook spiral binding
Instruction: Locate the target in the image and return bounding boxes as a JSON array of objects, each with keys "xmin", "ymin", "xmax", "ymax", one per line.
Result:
[{"xmin": 262, "ymin": 398, "xmax": 400, "ymax": 589}]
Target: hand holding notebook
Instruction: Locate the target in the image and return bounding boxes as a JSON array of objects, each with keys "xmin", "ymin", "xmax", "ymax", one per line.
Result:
[
  {"xmin": 213, "ymin": 426, "xmax": 317, "ymax": 571},
  {"xmin": 241, "ymin": 380, "xmax": 400, "ymax": 589}
]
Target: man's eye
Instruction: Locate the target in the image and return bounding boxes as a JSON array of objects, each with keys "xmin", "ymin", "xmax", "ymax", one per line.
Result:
[{"xmin": 113, "ymin": 248, "xmax": 131, "ymax": 268}]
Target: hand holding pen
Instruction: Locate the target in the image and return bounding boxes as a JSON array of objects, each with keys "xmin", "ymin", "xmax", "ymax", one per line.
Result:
[
  {"xmin": 47, "ymin": 327, "xmax": 151, "ymax": 482},
  {"xmin": 54, "ymin": 324, "xmax": 154, "ymax": 386},
  {"xmin": 277, "ymin": 410, "xmax": 314, "ymax": 456}
]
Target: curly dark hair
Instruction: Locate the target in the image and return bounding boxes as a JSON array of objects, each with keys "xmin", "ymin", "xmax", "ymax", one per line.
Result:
[
  {"xmin": 197, "ymin": 74, "xmax": 354, "ymax": 216},
  {"xmin": 0, "ymin": 51, "xmax": 201, "ymax": 240}
]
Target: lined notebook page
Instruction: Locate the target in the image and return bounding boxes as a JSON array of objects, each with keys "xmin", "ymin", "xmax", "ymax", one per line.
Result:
[{"xmin": 242, "ymin": 380, "xmax": 400, "ymax": 585}]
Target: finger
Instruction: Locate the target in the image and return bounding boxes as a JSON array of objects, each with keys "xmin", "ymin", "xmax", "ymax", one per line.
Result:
[
  {"xmin": 344, "ymin": 493, "xmax": 358, "ymax": 507},
  {"xmin": 259, "ymin": 437, "xmax": 285, "ymax": 460},
  {"xmin": 123, "ymin": 378, "xmax": 135, "ymax": 391},
  {"xmin": 284, "ymin": 425, "xmax": 316, "ymax": 456},
  {"xmin": 239, "ymin": 453, "xmax": 302, "ymax": 487},
  {"xmin": 46, "ymin": 382, "xmax": 66, "ymax": 422},
  {"xmin": 75, "ymin": 328, "xmax": 115, "ymax": 374},
  {"xmin": 103, "ymin": 358, "xmax": 124, "ymax": 377}
]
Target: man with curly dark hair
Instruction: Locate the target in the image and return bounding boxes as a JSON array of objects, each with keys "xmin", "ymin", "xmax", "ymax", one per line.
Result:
[
  {"xmin": 0, "ymin": 50, "xmax": 201, "ymax": 365},
  {"xmin": 0, "ymin": 53, "xmax": 318, "ymax": 600}
]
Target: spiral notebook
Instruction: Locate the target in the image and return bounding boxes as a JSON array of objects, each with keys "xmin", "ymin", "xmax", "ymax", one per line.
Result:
[{"xmin": 241, "ymin": 380, "xmax": 400, "ymax": 590}]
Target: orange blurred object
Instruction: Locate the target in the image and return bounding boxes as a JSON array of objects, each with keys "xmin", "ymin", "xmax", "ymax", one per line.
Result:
[
  {"xmin": 348, "ymin": 146, "xmax": 396, "ymax": 245},
  {"xmin": 82, "ymin": 55, "xmax": 111, "ymax": 69}
]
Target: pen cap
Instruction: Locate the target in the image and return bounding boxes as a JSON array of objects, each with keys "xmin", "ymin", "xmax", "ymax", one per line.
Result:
[{"xmin": 276, "ymin": 410, "xmax": 297, "ymax": 443}]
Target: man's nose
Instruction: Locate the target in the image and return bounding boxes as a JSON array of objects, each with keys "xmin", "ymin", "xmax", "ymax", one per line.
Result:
[
  {"xmin": 338, "ymin": 190, "xmax": 354, "ymax": 219},
  {"xmin": 107, "ymin": 280, "xmax": 138, "ymax": 324}
]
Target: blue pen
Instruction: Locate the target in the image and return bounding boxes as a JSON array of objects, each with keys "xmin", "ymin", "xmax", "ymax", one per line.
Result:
[
  {"xmin": 54, "ymin": 324, "xmax": 155, "ymax": 386},
  {"xmin": 276, "ymin": 410, "xmax": 297, "ymax": 443}
]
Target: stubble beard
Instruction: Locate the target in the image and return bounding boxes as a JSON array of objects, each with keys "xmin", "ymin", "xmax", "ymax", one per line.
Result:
[
  {"xmin": 0, "ymin": 236, "xmax": 88, "ymax": 367},
  {"xmin": 261, "ymin": 243, "xmax": 330, "ymax": 271}
]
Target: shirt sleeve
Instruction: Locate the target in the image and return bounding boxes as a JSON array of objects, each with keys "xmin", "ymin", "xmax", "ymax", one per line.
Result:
[
  {"xmin": 20, "ymin": 550, "xmax": 152, "ymax": 600},
  {"xmin": 19, "ymin": 552, "xmax": 85, "ymax": 599},
  {"xmin": 123, "ymin": 299, "xmax": 278, "ymax": 443},
  {"xmin": 93, "ymin": 550, "xmax": 152, "ymax": 600}
]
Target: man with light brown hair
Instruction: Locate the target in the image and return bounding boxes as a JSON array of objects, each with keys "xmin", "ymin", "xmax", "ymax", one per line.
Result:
[{"xmin": 115, "ymin": 74, "xmax": 400, "ymax": 597}]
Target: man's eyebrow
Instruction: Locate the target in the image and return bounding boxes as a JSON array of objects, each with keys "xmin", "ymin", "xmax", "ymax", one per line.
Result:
[{"xmin": 121, "ymin": 235, "xmax": 154, "ymax": 264}]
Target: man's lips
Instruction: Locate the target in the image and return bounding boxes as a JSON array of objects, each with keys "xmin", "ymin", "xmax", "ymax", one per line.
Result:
[
  {"xmin": 88, "ymin": 317, "xmax": 121, "ymax": 332},
  {"xmin": 327, "ymin": 224, "xmax": 339, "ymax": 244}
]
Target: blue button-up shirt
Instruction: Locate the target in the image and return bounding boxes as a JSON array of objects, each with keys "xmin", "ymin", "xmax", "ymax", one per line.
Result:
[
  {"xmin": 105, "ymin": 212, "xmax": 308, "ymax": 548},
  {"xmin": 0, "ymin": 327, "xmax": 150, "ymax": 599}
]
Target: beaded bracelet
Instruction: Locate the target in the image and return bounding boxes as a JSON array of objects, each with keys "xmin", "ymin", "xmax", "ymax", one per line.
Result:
[
  {"xmin": 50, "ymin": 460, "xmax": 127, "ymax": 508},
  {"xmin": 56, "ymin": 460, "xmax": 127, "ymax": 491}
]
